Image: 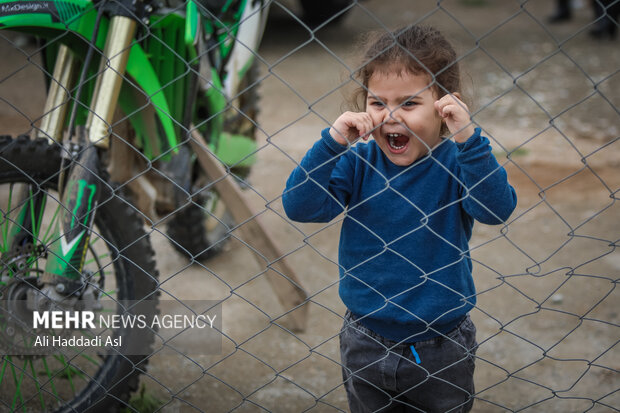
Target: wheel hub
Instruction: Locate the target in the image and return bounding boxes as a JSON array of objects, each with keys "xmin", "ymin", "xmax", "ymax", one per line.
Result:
[{"xmin": 0, "ymin": 244, "xmax": 103, "ymax": 357}]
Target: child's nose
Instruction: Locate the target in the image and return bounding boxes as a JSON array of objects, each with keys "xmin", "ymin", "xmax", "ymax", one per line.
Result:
[{"xmin": 387, "ymin": 106, "xmax": 404, "ymax": 124}]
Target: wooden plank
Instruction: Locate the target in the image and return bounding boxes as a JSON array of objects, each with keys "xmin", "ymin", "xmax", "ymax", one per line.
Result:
[{"xmin": 189, "ymin": 129, "xmax": 308, "ymax": 332}]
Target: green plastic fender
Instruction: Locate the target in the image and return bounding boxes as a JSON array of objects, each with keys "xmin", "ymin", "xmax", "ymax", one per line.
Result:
[
  {"xmin": 0, "ymin": 0, "xmax": 177, "ymax": 157},
  {"xmin": 0, "ymin": 0, "xmax": 257, "ymax": 166}
]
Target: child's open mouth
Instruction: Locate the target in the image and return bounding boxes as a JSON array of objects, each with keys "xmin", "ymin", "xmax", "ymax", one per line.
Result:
[{"xmin": 386, "ymin": 133, "xmax": 409, "ymax": 154}]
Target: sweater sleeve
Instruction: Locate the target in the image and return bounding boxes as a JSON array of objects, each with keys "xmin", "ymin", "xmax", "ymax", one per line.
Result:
[
  {"xmin": 456, "ymin": 128, "xmax": 518, "ymax": 225},
  {"xmin": 282, "ymin": 128, "xmax": 355, "ymax": 223}
]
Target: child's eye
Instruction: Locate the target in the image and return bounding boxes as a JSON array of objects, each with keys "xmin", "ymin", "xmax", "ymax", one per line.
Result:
[
  {"xmin": 369, "ymin": 101, "xmax": 385, "ymax": 107},
  {"xmin": 402, "ymin": 101, "xmax": 417, "ymax": 107}
]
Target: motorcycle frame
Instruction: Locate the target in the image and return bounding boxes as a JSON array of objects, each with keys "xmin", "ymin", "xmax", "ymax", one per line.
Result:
[
  {"xmin": 1, "ymin": 0, "xmax": 265, "ymax": 157},
  {"xmin": 0, "ymin": 0, "xmax": 268, "ymax": 284}
]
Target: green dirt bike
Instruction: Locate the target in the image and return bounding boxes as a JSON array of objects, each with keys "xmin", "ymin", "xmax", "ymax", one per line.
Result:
[{"xmin": 0, "ymin": 0, "xmax": 268, "ymax": 410}]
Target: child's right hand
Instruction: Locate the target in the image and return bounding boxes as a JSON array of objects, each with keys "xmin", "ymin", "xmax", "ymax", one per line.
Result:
[{"xmin": 329, "ymin": 111, "xmax": 374, "ymax": 146}]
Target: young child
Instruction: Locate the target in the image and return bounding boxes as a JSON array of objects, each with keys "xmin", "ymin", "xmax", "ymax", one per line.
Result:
[{"xmin": 282, "ymin": 25, "xmax": 517, "ymax": 412}]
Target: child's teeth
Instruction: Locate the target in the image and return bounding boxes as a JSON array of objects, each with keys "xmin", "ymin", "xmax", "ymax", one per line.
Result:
[{"xmin": 388, "ymin": 134, "xmax": 405, "ymax": 150}]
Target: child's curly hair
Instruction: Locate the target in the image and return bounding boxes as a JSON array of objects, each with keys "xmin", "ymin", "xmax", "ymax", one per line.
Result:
[{"xmin": 350, "ymin": 25, "xmax": 462, "ymax": 136}]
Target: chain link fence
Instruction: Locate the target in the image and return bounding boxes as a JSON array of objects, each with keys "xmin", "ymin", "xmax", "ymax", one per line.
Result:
[{"xmin": 0, "ymin": 0, "xmax": 618, "ymax": 411}]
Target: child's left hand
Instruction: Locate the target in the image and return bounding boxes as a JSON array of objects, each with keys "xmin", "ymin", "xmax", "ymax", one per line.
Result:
[{"xmin": 434, "ymin": 94, "xmax": 475, "ymax": 143}]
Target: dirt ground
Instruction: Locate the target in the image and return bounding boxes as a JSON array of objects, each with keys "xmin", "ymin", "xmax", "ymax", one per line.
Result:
[{"xmin": 0, "ymin": 0, "xmax": 618, "ymax": 412}]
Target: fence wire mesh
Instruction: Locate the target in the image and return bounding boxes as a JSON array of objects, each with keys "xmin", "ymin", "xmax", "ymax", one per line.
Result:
[{"xmin": 0, "ymin": 0, "xmax": 618, "ymax": 412}]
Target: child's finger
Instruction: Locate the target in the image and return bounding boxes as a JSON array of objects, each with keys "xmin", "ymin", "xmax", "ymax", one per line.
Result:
[
  {"xmin": 331, "ymin": 111, "xmax": 374, "ymax": 144},
  {"xmin": 437, "ymin": 96, "xmax": 469, "ymax": 120},
  {"xmin": 347, "ymin": 116, "xmax": 366, "ymax": 137},
  {"xmin": 360, "ymin": 113, "xmax": 374, "ymax": 140},
  {"xmin": 440, "ymin": 104, "xmax": 457, "ymax": 119},
  {"xmin": 350, "ymin": 112, "xmax": 372, "ymax": 140},
  {"xmin": 435, "ymin": 97, "xmax": 450, "ymax": 117},
  {"xmin": 436, "ymin": 94, "xmax": 467, "ymax": 115}
]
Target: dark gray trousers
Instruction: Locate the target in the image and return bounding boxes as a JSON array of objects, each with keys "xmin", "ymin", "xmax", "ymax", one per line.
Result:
[{"xmin": 340, "ymin": 311, "xmax": 477, "ymax": 413}]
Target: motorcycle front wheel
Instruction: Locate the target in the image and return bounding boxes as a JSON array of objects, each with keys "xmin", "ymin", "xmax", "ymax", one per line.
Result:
[{"xmin": 0, "ymin": 136, "xmax": 159, "ymax": 412}]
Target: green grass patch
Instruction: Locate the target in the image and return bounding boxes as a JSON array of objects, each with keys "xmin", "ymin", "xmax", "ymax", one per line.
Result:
[
  {"xmin": 45, "ymin": 364, "xmax": 83, "ymax": 380},
  {"xmin": 493, "ymin": 147, "xmax": 530, "ymax": 158},
  {"xmin": 122, "ymin": 384, "xmax": 165, "ymax": 413}
]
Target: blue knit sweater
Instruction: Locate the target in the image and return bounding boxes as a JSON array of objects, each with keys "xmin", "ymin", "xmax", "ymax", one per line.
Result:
[{"xmin": 283, "ymin": 128, "xmax": 517, "ymax": 342}]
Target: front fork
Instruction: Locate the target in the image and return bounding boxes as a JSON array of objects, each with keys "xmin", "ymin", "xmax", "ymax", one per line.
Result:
[{"xmin": 27, "ymin": 16, "xmax": 138, "ymax": 299}]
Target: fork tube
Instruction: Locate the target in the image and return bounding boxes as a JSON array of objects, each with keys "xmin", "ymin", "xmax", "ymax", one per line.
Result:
[
  {"xmin": 42, "ymin": 16, "xmax": 136, "ymax": 290},
  {"xmin": 38, "ymin": 45, "xmax": 77, "ymax": 143},
  {"xmin": 86, "ymin": 15, "xmax": 137, "ymax": 148}
]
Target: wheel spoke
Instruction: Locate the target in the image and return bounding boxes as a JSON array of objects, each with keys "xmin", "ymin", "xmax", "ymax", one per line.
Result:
[
  {"xmin": 80, "ymin": 353, "xmax": 102, "ymax": 368},
  {"xmin": 0, "ymin": 357, "xmax": 8, "ymax": 388},
  {"xmin": 27, "ymin": 357, "xmax": 46, "ymax": 411},
  {"xmin": 33, "ymin": 188, "xmax": 47, "ymax": 238},
  {"xmin": 42, "ymin": 357, "xmax": 60, "ymax": 400},
  {"xmin": 28, "ymin": 188, "xmax": 37, "ymax": 241},
  {"xmin": 1, "ymin": 183, "xmax": 15, "ymax": 252},
  {"xmin": 9, "ymin": 358, "xmax": 26, "ymax": 412},
  {"xmin": 40, "ymin": 203, "xmax": 60, "ymax": 245},
  {"xmin": 84, "ymin": 253, "xmax": 109, "ymax": 266},
  {"xmin": 83, "ymin": 235, "xmax": 109, "ymax": 266},
  {"xmin": 53, "ymin": 354, "xmax": 76, "ymax": 395},
  {"xmin": 101, "ymin": 289, "xmax": 117, "ymax": 298}
]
